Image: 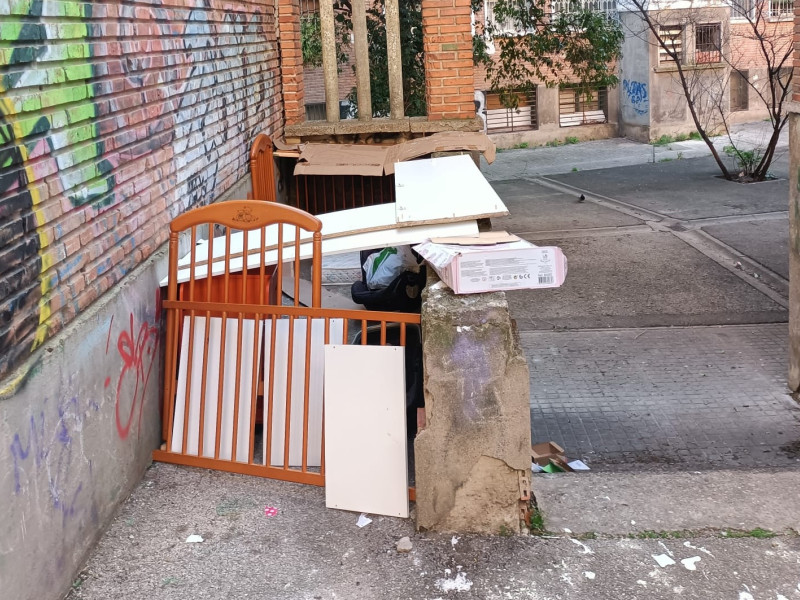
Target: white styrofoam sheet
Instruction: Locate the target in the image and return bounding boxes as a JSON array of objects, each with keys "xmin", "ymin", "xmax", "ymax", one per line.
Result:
[
  {"xmin": 264, "ymin": 318, "xmax": 345, "ymax": 468},
  {"xmin": 394, "ymin": 155, "xmax": 508, "ymax": 224},
  {"xmin": 171, "ymin": 317, "xmax": 261, "ymax": 462},
  {"xmin": 323, "ymin": 345, "xmax": 408, "ymax": 518},
  {"xmin": 164, "ymin": 219, "xmax": 479, "ymax": 285}
]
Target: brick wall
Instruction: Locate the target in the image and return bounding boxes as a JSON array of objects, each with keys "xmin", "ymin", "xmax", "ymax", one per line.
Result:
[
  {"xmin": 279, "ymin": 0, "xmax": 305, "ymax": 123},
  {"xmin": 731, "ymin": 19, "xmax": 793, "ymax": 70},
  {"xmin": 422, "ymin": 0, "xmax": 475, "ymax": 119},
  {"xmin": 0, "ymin": 0, "xmax": 282, "ymax": 380}
]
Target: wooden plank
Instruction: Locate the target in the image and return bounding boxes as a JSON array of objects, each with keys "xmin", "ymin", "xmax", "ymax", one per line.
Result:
[
  {"xmin": 166, "ymin": 219, "xmax": 479, "ymax": 285},
  {"xmin": 171, "ymin": 317, "xmax": 261, "ymax": 463},
  {"xmin": 265, "ymin": 318, "xmax": 345, "ymax": 468},
  {"xmin": 324, "ymin": 345, "xmax": 408, "ymax": 518},
  {"xmin": 394, "ymin": 155, "xmax": 508, "ymax": 225}
]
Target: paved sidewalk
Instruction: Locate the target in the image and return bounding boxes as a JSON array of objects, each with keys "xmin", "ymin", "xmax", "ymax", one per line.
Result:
[
  {"xmin": 482, "ymin": 121, "xmax": 789, "ymax": 181},
  {"xmin": 524, "ymin": 324, "xmax": 800, "ymax": 470},
  {"xmin": 66, "ymin": 462, "xmax": 800, "ymax": 600}
]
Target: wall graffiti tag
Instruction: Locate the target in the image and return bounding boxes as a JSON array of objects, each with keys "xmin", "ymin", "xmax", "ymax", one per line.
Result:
[
  {"xmin": 623, "ymin": 79, "xmax": 649, "ymax": 116},
  {"xmin": 105, "ymin": 303, "xmax": 160, "ymax": 440},
  {"xmin": 9, "ymin": 395, "xmax": 99, "ymax": 525}
]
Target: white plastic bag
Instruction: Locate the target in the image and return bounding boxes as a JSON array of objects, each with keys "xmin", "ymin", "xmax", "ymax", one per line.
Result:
[{"xmin": 363, "ymin": 246, "xmax": 418, "ymax": 290}]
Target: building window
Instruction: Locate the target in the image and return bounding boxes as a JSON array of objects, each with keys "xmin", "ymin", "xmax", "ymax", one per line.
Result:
[
  {"xmin": 731, "ymin": 0, "xmax": 755, "ymax": 20},
  {"xmin": 768, "ymin": 0, "xmax": 793, "ymax": 19},
  {"xmin": 730, "ymin": 70, "xmax": 749, "ymax": 112},
  {"xmin": 485, "ymin": 0, "xmax": 521, "ymax": 34},
  {"xmin": 659, "ymin": 25, "xmax": 683, "ymax": 64},
  {"xmin": 550, "ymin": 0, "xmax": 618, "ymax": 22},
  {"xmin": 483, "ymin": 90, "xmax": 538, "ymax": 133},
  {"xmin": 695, "ymin": 24, "xmax": 721, "ymax": 64},
  {"xmin": 559, "ymin": 86, "xmax": 608, "ymax": 127}
]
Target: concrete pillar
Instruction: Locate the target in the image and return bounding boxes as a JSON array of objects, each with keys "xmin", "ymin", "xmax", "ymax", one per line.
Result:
[
  {"xmin": 788, "ymin": 112, "xmax": 800, "ymax": 390},
  {"xmin": 415, "ymin": 277, "xmax": 532, "ymax": 534}
]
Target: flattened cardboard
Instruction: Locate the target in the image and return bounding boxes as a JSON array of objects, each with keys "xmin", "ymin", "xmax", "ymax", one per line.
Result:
[
  {"xmin": 413, "ymin": 238, "xmax": 568, "ymax": 294},
  {"xmin": 294, "ymin": 143, "xmax": 388, "ymax": 177},
  {"xmin": 429, "ymin": 231, "xmax": 520, "ymax": 245},
  {"xmin": 293, "ymin": 132, "xmax": 496, "ymax": 177}
]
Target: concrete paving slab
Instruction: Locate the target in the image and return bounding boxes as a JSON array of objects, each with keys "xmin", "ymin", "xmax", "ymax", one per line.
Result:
[
  {"xmin": 547, "ymin": 157, "xmax": 789, "ymax": 221},
  {"xmin": 66, "ymin": 462, "xmax": 800, "ymax": 600},
  {"xmin": 702, "ymin": 218, "xmax": 789, "ymax": 280},
  {"xmin": 490, "ymin": 179, "xmax": 642, "ymax": 234},
  {"xmin": 523, "ymin": 324, "xmax": 800, "ymax": 470},
  {"xmin": 534, "ymin": 470, "xmax": 800, "ymax": 535},
  {"xmin": 507, "ymin": 231, "xmax": 787, "ymax": 331}
]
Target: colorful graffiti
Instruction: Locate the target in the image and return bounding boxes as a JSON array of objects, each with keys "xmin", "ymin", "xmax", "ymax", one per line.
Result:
[
  {"xmin": 623, "ymin": 79, "xmax": 649, "ymax": 116},
  {"xmin": 0, "ymin": 0, "xmax": 276, "ymax": 380}
]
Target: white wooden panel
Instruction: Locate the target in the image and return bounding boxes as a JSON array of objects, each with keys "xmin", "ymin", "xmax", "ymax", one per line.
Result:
[
  {"xmin": 264, "ymin": 318, "xmax": 345, "ymax": 467},
  {"xmin": 324, "ymin": 345, "xmax": 408, "ymax": 518},
  {"xmin": 166, "ymin": 220, "xmax": 479, "ymax": 285},
  {"xmin": 171, "ymin": 317, "xmax": 261, "ymax": 462},
  {"xmin": 394, "ymin": 155, "xmax": 508, "ymax": 225}
]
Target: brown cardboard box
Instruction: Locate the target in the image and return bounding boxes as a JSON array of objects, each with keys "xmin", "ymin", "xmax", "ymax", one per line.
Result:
[{"xmin": 531, "ymin": 441, "xmax": 565, "ymax": 467}]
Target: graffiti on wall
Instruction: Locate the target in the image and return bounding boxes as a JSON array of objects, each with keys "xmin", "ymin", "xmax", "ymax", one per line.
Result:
[
  {"xmin": 0, "ymin": 0, "xmax": 275, "ymax": 380},
  {"xmin": 623, "ymin": 79, "xmax": 649, "ymax": 116},
  {"xmin": 105, "ymin": 295, "xmax": 160, "ymax": 440},
  {"xmin": 9, "ymin": 394, "xmax": 100, "ymax": 525}
]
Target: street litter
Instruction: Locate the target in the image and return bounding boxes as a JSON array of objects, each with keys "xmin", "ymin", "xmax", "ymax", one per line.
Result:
[
  {"xmin": 652, "ymin": 554, "xmax": 676, "ymax": 567},
  {"xmin": 396, "ymin": 537, "xmax": 413, "ymax": 553},
  {"xmin": 568, "ymin": 460, "xmax": 590, "ymax": 471},
  {"xmin": 571, "ymin": 538, "xmax": 594, "ymax": 555},
  {"xmin": 451, "ymin": 536, "xmax": 460, "ymax": 547},
  {"xmin": 531, "ymin": 442, "xmax": 589, "ymax": 473},
  {"xmin": 264, "ymin": 506, "xmax": 278, "ymax": 517},
  {"xmin": 681, "ymin": 556, "xmax": 701, "ymax": 571},
  {"xmin": 435, "ymin": 571, "xmax": 473, "ymax": 593},
  {"xmin": 414, "ymin": 232, "xmax": 567, "ymax": 294},
  {"xmin": 356, "ymin": 513, "xmax": 373, "ymax": 528},
  {"xmin": 584, "ymin": 571, "xmax": 596, "ymax": 580},
  {"xmin": 185, "ymin": 534, "xmax": 203, "ymax": 543}
]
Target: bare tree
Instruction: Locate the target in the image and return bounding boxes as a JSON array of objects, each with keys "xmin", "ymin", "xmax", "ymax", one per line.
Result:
[{"xmin": 621, "ymin": 0, "xmax": 792, "ymax": 181}]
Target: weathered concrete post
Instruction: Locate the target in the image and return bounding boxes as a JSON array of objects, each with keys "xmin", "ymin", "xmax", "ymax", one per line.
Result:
[
  {"xmin": 789, "ymin": 112, "xmax": 800, "ymax": 390},
  {"xmin": 415, "ymin": 276, "xmax": 532, "ymax": 533}
]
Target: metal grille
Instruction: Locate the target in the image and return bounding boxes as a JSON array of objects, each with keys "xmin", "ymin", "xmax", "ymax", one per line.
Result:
[
  {"xmin": 695, "ymin": 24, "xmax": 721, "ymax": 64},
  {"xmin": 484, "ymin": 90, "xmax": 537, "ymax": 133},
  {"xmin": 659, "ymin": 25, "xmax": 683, "ymax": 64},
  {"xmin": 550, "ymin": 0, "xmax": 618, "ymax": 21},
  {"xmin": 291, "ymin": 174, "xmax": 396, "ymax": 215},
  {"xmin": 558, "ymin": 87, "xmax": 608, "ymax": 127},
  {"xmin": 769, "ymin": 0, "xmax": 793, "ymax": 18}
]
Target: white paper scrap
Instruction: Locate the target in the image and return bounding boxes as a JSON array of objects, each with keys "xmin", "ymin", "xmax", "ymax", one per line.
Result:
[
  {"xmin": 185, "ymin": 534, "xmax": 204, "ymax": 543},
  {"xmin": 681, "ymin": 556, "xmax": 701, "ymax": 571},
  {"xmin": 652, "ymin": 554, "xmax": 676, "ymax": 567},
  {"xmin": 531, "ymin": 462, "xmax": 544, "ymax": 473},
  {"xmin": 568, "ymin": 460, "xmax": 590, "ymax": 471},
  {"xmin": 584, "ymin": 571, "xmax": 596, "ymax": 580},
  {"xmin": 357, "ymin": 513, "xmax": 373, "ymax": 528}
]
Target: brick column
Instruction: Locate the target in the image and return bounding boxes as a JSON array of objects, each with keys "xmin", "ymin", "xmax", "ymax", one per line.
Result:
[
  {"xmin": 422, "ymin": 0, "xmax": 475, "ymax": 120},
  {"xmin": 278, "ymin": 0, "xmax": 305, "ymax": 125}
]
